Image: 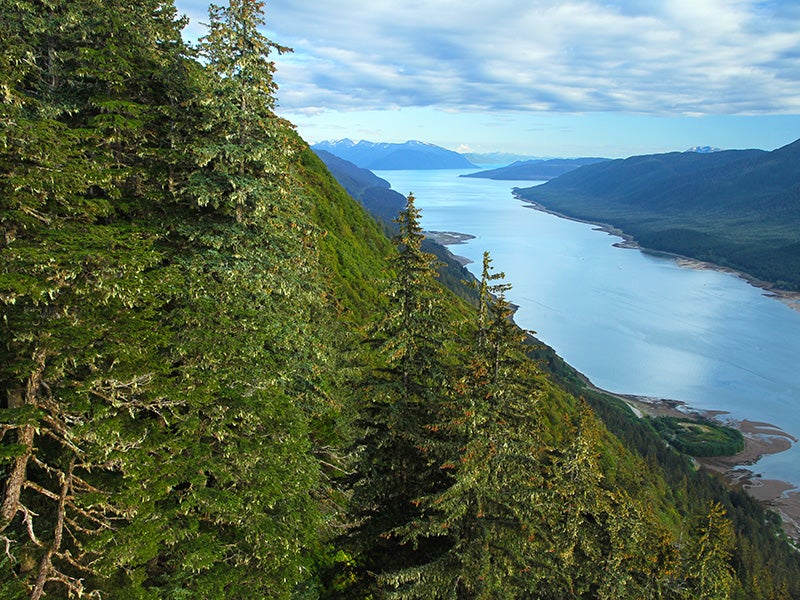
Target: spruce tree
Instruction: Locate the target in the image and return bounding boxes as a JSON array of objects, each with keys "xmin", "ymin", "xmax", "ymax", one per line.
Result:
[
  {"xmin": 381, "ymin": 253, "xmax": 555, "ymax": 598},
  {"xmin": 681, "ymin": 502, "xmax": 737, "ymax": 599},
  {"xmin": 346, "ymin": 193, "xmax": 453, "ymax": 590},
  {"xmin": 381, "ymin": 254, "xmax": 680, "ymax": 599},
  {"xmin": 0, "ymin": 0, "xmax": 196, "ymax": 596},
  {"xmin": 186, "ymin": 0, "xmax": 295, "ymax": 224},
  {"xmin": 1, "ymin": 0, "xmax": 331, "ymax": 596},
  {"xmin": 133, "ymin": 1, "xmax": 331, "ymax": 595},
  {"xmin": 543, "ymin": 401, "xmax": 680, "ymax": 599}
]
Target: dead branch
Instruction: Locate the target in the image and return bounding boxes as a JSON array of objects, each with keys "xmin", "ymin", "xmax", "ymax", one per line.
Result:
[
  {"xmin": 30, "ymin": 460, "xmax": 72, "ymax": 600},
  {"xmin": 22, "ymin": 480, "xmax": 60, "ymax": 501},
  {"xmin": 19, "ymin": 504, "xmax": 41, "ymax": 547},
  {"xmin": 0, "ymin": 423, "xmax": 35, "ymax": 534},
  {"xmin": 1, "ymin": 535, "xmax": 14, "ymax": 562}
]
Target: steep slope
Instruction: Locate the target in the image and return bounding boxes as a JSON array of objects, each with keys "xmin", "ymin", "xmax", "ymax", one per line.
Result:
[
  {"xmin": 315, "ymin": 149, "xmax": 407, "ymax": 225},
  {"xmin": 2, "ymin": 0, "xmax": 800, "ymax": 597},
  {"xmin": 316, "ymin": 150, "xmax": 479, "ymax": 304},
  {"xmin": 517, "ymin": 142, "xmax": 800, "ymax": 289}
]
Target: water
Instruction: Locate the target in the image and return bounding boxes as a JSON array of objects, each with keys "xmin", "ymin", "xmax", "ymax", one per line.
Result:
[{"xmin": 376, "ymin": 169, "xmax": 800, "ymax": 488}]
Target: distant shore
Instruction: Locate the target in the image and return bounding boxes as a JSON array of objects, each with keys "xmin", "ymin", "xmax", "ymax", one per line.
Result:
[
  {"xmin": 426, "ymin": 220, "xmax": 800, "ymax": 539},
  {"xmin": 517, "ymin": 194, "xmax": 800, "ymax": 313},
  {"xmin": 423, "ymin": 230, "xmax": 475, "ymax": 265},
  {"xmin": 608, "ymin": 391, "xmax": 800, "ymax": 540}
]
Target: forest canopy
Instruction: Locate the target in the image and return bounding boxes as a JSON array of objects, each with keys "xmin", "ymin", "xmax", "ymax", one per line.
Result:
[{"xmin": 1, "ymin": 1, "xmax": 799, "ymax": 598}]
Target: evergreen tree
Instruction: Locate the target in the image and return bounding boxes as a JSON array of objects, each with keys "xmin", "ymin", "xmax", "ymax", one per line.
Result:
[
  {"xmin": 1, "ymin": 0, "xmax": 331, "ymax": 596},
  {"xmin": 345, "ymin": 194, "xmax": 453, "ymax": 591},
  {"xmin": 381, "ymin": 255, "xmax": 681, "ymax": 599},
  {"xmin": 681, "ymin": 502, "xmax": 737, "ymax": 599},
  {"xmin": 545, "ymin": 401, "xmax": 679, "ymax": 599},
  {"xmin": 186, "ymin": 0, "xmax": 295, "ymax": 224},
  {"xmin": 0, "ymin": 0, "xmax": 196, "ymax": 596},
  {"xmin": 381, "ymin": 253, "xmax": 555, "ymax": 598},
  {"xmin": 132, "ymin": 1, "xmax": 331, "ymax": 595}
]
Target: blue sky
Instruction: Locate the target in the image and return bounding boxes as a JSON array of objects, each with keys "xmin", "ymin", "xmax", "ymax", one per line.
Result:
[{"xmin": 174, "ymin": 0, "xmax": 800, "ymax": 158}]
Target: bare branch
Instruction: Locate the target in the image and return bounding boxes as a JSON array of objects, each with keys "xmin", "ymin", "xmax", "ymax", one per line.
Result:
[
  {"xmin": 19, "ymin": 206, "xmax": 52, "ymax": 225},
  {"xmin": 0, "ymin": 535, "xmax": 14, "ymax": 563},
  {"xmin": 0, "ymin": 423, "xmax": 34, "ymax": 534},
  {"xmin": 23, "ymin": 480, "xmax": 60, "ymax": 501},
  {"xmin": 30, "ymin": 460, "xmax": 73, "ymax": 600},
  {"xmin": 19, "ymin": 503, "xmax": 42, "ymax": 547},
  {"xmin": 56, "ymin": 549, "xmax": 100, "ymax": 576}
]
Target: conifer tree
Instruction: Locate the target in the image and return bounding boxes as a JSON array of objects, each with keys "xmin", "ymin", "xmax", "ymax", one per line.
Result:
[
  {"xmin": 133, "ymin": 1, "xmax": 331, "ymax": 595},
  {"xmin": 1, "ymin": 0, "xmax": 331, "ymax": 596},
  {"xmin": 0, "ymin": 0, "xmax": 197, "ymax": 596},
  {"xmin": 380, "ymin": 253, "xmax": 557, "ymax": 598},
  {"xmin": 346, "ymin": 194, "xmax": 453, "ymax": 588},
  {"xmin": 681, "ymin": 502, "xmax": 737, "ymax": 599},
  {"xmin": 186, "ymin": 0, "xmax": 296, "ymax": 224},
  {"xmin": 544, "ymin": 401, "xmax": 680, "ymax": 599}
]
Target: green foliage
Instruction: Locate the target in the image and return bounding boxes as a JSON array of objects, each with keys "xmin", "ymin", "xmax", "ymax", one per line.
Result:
[
  {"xmin": 343, "ymin": 195, "xmax": 454, "ymax": 592},
  {"xmin": 0, "ymin": 0, "xmax": 332, "ymax": 596},
  {"xmin": 2, "ymin": 0, "xmax": 800, "ymax": 597},
  {"xmin": 186, "ymin": 0, "xmax": 295, "ymax": 223},
  {"xmin": 681, "ymin": 502, "xmax": 737, "ymax": 599},
  {"xmin": 652, "ymin": 417, "xmax": 745, "ymax": 457}
]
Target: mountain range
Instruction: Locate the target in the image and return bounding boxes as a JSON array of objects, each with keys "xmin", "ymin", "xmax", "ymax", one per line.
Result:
[
  {"xmin": 516, "ymin": 138, "xmax": 800, "ymax": 290},
  {"xmin": 312, "ymin": 139, "xmax": 477, "ymax": 170},
  {"xmin": 462, "ymin": 157, "xmax": 609, "ymax": 180}
]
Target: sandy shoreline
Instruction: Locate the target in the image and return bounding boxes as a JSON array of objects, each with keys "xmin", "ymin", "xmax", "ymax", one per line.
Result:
[
  {"xmin": 424, "ymin": 230, "xmax": 476, "ymax": 265},
  {"xmin": 616, "ymin": 393, "xmax": 800, "ymax": 540}
]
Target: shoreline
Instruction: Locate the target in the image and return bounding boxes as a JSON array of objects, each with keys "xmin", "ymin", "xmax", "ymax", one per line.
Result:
[
  {"xmin": 611, "ymin": 391, "xmax": 800, "ymax": 540},
  {"xmin": 516, "ymin": 194, "xmax": 800, "ymax": 313},
  {"xmin": 426, "ymin": 219, "xmax": 800, "ymax": 538},
  {"xmin": 423, "ymin": 230, "xmax": 475, "ymax": 265}
]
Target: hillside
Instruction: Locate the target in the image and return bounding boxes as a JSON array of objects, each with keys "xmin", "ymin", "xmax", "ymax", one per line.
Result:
[
  {"xmin": 463, "ymin": 157, "xmax": 609, "ymax": 180},
  {"xmin": 316, "ymin": 150, "xmax": 479, "ymax": 303},
  {"xmin": 2, "ymin": 1, "xmax": 800, "ymax": 598},
  {"xmin": 517, "ymin": 142, "xmax": 800, "ymax": 290},
  {"xmin": 314, "ymin": 149, "xmax": 407, "ymax": 224},
  {"xmin": 312, "ymin": 138, "xmax": 477, "ymax": 170}
]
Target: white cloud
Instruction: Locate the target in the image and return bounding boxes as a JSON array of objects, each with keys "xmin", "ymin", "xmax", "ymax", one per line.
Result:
[{"xmin": 177, "ymin": 0, "xmax": 800, "ymax": 116}]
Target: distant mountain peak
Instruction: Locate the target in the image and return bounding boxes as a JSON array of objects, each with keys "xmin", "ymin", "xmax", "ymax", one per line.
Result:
[
  {"xmin": 312, "ymin": 139, "xmax": 476, "ymax": 170},
  {"xmin": 685, "ymin": 146, "xmax": 723, "ymax": 153}
]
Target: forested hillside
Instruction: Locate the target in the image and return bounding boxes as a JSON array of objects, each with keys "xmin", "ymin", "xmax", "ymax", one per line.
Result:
[
  {"xmin": 462, "ymin": 157, "xmax": 608, "ymax": 181},
  {"xmin": 1, "ymin": 0, "xmax": 799, "ymax": 598},
  {"xmin": 516, "ymin": 144, "xmax": 800, "ymax": 290}
]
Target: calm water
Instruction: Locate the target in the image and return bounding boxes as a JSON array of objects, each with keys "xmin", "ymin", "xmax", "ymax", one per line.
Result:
[{"xmin": 375, "ymin": 169, "xmax": 800, "ymax": 488}]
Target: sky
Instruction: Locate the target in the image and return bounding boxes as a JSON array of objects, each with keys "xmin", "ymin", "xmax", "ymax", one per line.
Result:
[{"xmin": 174, "ymin": 0, "xmax": 800, "ymax": 158}]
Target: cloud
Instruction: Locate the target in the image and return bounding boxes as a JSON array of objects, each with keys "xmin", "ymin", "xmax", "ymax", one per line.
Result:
[{"xmin": 177, "ymin": 0, "xmax": 800, "ymax": 117}]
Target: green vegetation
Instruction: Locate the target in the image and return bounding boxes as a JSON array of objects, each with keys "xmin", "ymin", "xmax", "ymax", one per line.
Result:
[
  {"xmin": 652, "ymin": 417, "xmax": 745, "ymax": 457},
  {"xmin": 2, "ymin": 0, "xmax": 800, "ymax": 598},
  {"xmin": 517, "ymin": 145, "xmax": 800, "ymax": 290}
]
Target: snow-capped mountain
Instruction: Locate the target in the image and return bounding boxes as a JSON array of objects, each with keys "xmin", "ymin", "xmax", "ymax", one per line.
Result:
[{"xmin": 312, "ymin": 139, "xmax": 477, "ymax": 170}]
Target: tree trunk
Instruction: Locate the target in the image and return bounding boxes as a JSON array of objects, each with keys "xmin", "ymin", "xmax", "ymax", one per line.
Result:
[{"xmin": 0, "ymin": 356, "xmax": 45, "ymax": 533}]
